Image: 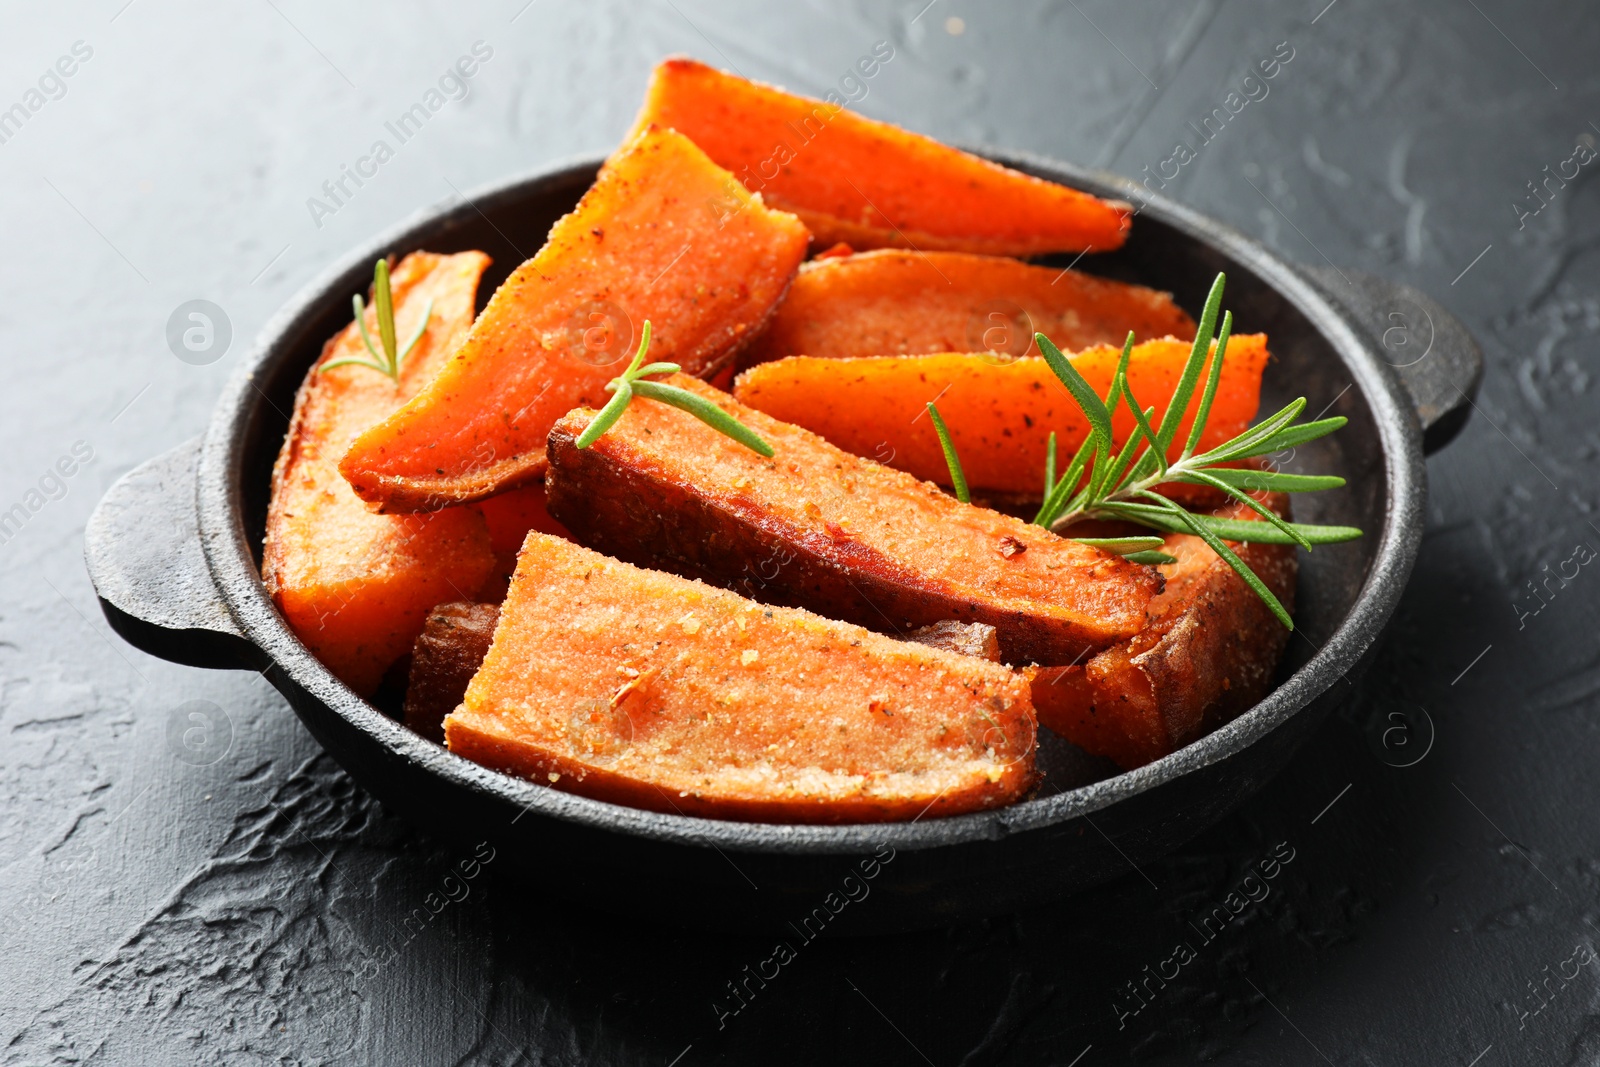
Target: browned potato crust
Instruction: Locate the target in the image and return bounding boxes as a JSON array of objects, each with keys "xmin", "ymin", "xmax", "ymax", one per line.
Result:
[
  {"xmin": 403, "ymin": 602, "xmax": 501, "ymax": 743},
  {"xmin": 1031, "ymin": 493, "xmax": 1297, "ymax": 768},
  {"xmin": 904, "ymin": 621, "xmax": 1002, "ymax": 662}
]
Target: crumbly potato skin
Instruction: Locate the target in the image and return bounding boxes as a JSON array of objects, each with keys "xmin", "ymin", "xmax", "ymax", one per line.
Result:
[
  {"xmin": 904, "ymin": 621, "xmax": 1002, "ymax": 662},
  {"xmin": 403, "ymin": 602, "xmax": 501, "ymax": 743}
]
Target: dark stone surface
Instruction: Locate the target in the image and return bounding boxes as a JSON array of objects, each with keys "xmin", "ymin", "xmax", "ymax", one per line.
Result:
[{"xmin": 1, "ymin": 1, "xmax": 1595, "ymax": 1063}]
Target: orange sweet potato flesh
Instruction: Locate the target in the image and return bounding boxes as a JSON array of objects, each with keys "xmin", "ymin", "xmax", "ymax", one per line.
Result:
[
  {"xmin": 733, "ymin": 335, "xmax": 1270, "ymax": 496},
  {"xmin": 263, "ymin": 252, "xmax": 497, "ymax": 695},
  {"xmin": 443, "ymin": 533, "xmax": 1037, "ymax": 823},
  {"xmin": 627, "ymin": 58, "xmax": 1130, "ymax": 256},
  {"xmin": 1031, "ymin": 493, "xmax": 1297, "ymax": 769},
  {"xmin": 339, "ymin": 125, "xmax": 810, "ymax": 512},
  {"xmin": 544, "ymin": 375, "xmax": 1160, "ymax": 665},
  {"xmin": 466, "ymin": 482, "xmax": 572, "ymax": 601},
  {"xmin": 741, "ymin": 250, "xmax": 1194, "ymax": 368}
]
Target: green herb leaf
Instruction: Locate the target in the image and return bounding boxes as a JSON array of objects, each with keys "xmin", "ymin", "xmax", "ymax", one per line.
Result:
[
  {"xmin": 323, "ymin": 259, "xmax": 432, "ymax": 382},
  {"xmin": 573, "ymin": 320, "xmax": 773, "ymax": 457},
  {"xmin": 373, "ymin": 259, "xmax": 398, "ymax": 366},
  {"xmin": 1043, "ymin": 432, "xmax": 1057, "ymax": 497},
  {"xmin": 623, "ymin": 321, "xmax": 653, "ymax": 377},
  {"xmin": 1184, "ymin": 468, "xmax": 1345, "ymax": 492},
  {"xmin": 631, "ymin": 380, "xmax": 775, "ymax": 457},
  {"xmin": 319, "ymin": 356, "xmax": 392, "ymax": 375},
  {"xmin": 575, "ymin": 380, "xmax": 634, "ymax": 448},
  {"xmin": 1241, "ymin": 416, "xmax": 1349, "ymax": 456},
  {"xmin": 1118, "ymin": 360, "xmax": 1160, "ymax": 460},
  {"xmin": 1094, "ymin": 501, "xmax": 1362, "ymax": 545},
  {"xmin": 1122, "ymin": 550, "xmax": 1179, "ymax": 566},
  {"xmin": 1179, "ymin": 468, "xmax": 1313, "ymax": 550},
  {"xmin": 1107, "ymin": 402, "xmax": 1159, "ymax": 490},
  {"xmin": 1191, "ymin": 397, "xmax": 1308, "ymax": 464},
  {"xmin": 352, "ymin": 294, "xmax": 382, "ymax": 366},
  {"xmin": 1036, "ymin": 332, "xmax": 1115, "ymax": 497},
  {"xmin": 926, "ymin": 402, "xmax": 970, "ymax": 503},
  {"xmin": 1155, "ymin": 272, "xmax": 1226, "ymax": 454},
  {"xmin": 1182, "ymin": 310, "xmax": 1231, "ymax": 460},
  {"xmin": 1071, "ymin": 535, "xmax": 1167, "ymax": 553},
  {"xmin": 1033, "ymin": 443, "xmax": 1090, "ymax": 526}
]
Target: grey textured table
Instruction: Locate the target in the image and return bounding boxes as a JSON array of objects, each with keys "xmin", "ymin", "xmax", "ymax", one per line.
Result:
[{"xmin": 2, "ymin": 1, "xmax": 1595, "ymax": 1063}]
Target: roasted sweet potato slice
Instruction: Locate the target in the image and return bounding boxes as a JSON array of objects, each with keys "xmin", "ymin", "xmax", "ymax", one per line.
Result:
[
  {"xmin": 740, "ymin": 250, "xmax": 1194, "ymax": 368},
  {"xmin": 443, "ymin": 533, "xmax": 1037, "ymax": 823},
  {"xmin": 544, "ymin": 375, "xmax": 1160, "ymax": 664},
  {"xmin": 339, "ymin": 126, "xmax": 810, "ymax": 512},
  {"xmin": 403, "ymin": 601, "xmax": 501, "ymax": 743},
  {"xmin": 263, "ymin": 251, "xmax": 497, "ymax": 695},
  {"xmin": 627, "ymin": 58, "xmax": 1130, "ymax": 256},
  {"xmin": 733, "ymin": 336, "xmax": 1269, "ymax": 495},
  {"xmin": 467, "ymin": 482, "xmax": 572, "ymax": 601},
  {"xmin": 1032, "ymin": 493, "xmax": 1297, "ymax": 769}
]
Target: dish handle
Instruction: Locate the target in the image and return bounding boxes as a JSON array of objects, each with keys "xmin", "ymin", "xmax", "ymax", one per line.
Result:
[
  {"xmin": 84, "ymin": 438, "xmax": 264, "ymax": 671},
  {"xmin": 1299, "ymin": 266, "xmax": 1484, "ymax": 455}
]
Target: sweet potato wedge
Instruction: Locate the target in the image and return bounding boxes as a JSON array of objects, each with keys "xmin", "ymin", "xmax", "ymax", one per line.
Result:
[
  {"xmin": 740, "ymin": 250, "xmax": 1194, "ymax": 368},
  {"xmin": 443, "ymin": 533, "xmax": 1037, "ymax": 823},
  {"xmin": 467, "ymin": 482, "xmax": 572, "ymax": 601},
  {"xmin": 1031, "ymin": 493, "xmax": 1297, "ymax": 769},
  {"xmin": 403, "ymin": 601, "xmax": 501, "ymax": 743},
  {"xmin": 339, "ymin": 125, "xmax": 810, "ymax": 512},
  {"xmin": 544, "ymin": 375, "xmax": 1160, "ymax": 664},
  {"xmin": 626, "ymin": 58, "xmax": 1130, "ymax": 256},
  {"xmin": 263, "ymin": 251, "xmax": 497, "ymax": 695},
  {"xmin": 733, "ymin": 336, "xmax": 1270, "ymax": 495}
]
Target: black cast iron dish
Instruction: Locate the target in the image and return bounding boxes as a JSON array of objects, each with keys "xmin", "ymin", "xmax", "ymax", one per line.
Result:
[{"xmin": 86, "ymin": 153, "xmax": 1481, "ymax": 933}]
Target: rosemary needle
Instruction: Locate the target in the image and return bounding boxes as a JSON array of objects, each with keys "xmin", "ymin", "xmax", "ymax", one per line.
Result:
[
  {"xmin": 574, "ymin": 321, "xmax": 774, "ymax": 456},
  {"xmin": 321, "ymin": 258, "xmax": 433, "ymax": 382},
  {"xmin": 927, "ymin": 402, "xmax": 970, "ymax": 504}
]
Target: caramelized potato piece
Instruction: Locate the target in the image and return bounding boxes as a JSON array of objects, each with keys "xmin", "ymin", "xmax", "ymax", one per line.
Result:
[
  {"xmin": 734, "ymin": 337, "xmax": 1269, "ymax": 495},
  {"xmin": 263, "ymin": 252, "xmax": 496, "ymax": 695},
  {"xmin": 339, "ymin": 126, "xmax": 810, "ymax": 511},
  {"xmin": 403, "ymin": 602, "xmax": 501, "ymax": 743},
  {"xmin": 1032, "ymin": 494, "xmax": 1297, "ymax": 768},
  {"xmin": 444, "ymin": 534, "xmax": 1037, "ymax": 823},
  {"xmin": 545, "ymin": 375, "xmax": 1160, "ymax": 665},
  {"xmin": 905, "ymin": 621, "xmax": 1002, "ymax": 662},
  {"xmin": 627, "ymin": 58, "xmax": 1130, "ymax": 256},
  {"xmin": 741, "ymin": 250, "xmax": 1193, "ymax": 368}
]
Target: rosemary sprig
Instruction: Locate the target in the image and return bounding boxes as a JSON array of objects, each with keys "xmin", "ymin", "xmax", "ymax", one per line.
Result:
[
  {"xmin": 1024, "ymin": 272, "xmax": 1361, "ymax": 629},
  {"xmin": 322, "ymin": 258, "xmax": 433, "ymax": 382},
  {"xmin": 927, "ymin": 402, "xmax": 970, "ymax": 504},
  {"xmin": 575, "ymin": 321, "xmax": 775, "ymax": 456}
]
